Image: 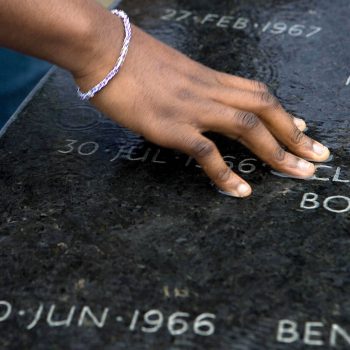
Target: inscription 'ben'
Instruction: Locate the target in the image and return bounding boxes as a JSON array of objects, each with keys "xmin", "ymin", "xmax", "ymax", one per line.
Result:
[{"xmin": 277, "ymin": 320, "xmax": 350, "ymax": 347}]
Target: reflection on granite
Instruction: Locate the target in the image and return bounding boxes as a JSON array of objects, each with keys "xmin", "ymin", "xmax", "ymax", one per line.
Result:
[{"xmin": 0, "ymin": 0, "xmax": 349, "ymax": 349}]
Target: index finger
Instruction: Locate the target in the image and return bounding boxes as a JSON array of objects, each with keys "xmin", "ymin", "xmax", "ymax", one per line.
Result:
[{"xmin": 172, "ymin": 129, "xmax": 252, "ymax": 197}]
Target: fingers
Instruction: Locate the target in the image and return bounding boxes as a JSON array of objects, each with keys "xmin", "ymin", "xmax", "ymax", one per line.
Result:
[
  {"xmin": 215, "ymin": 71, "xmax": 269, "ymax": 93},
  {"xmin": 201, "ymin": 104, "xmax": 315, "ymax": 178},
  {"xmin": 213, "ymin": 73, "xmax": 307, "ymax": 133},
  {"xmin": 172, "ymin": 129, "xmax": 252, "ymax": 197},
  {"xmin": 208, "ymin": 85, "xmax": 329, "ymax": 162}
]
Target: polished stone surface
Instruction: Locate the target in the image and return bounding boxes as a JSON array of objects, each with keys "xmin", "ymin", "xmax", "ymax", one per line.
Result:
[{"xmin": 0, "ymin": 0, "xmax": 349, "ymax": 349}]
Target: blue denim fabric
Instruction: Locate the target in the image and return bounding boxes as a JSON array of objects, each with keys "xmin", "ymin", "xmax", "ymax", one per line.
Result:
[{"xmin": 0, "ymin": 48, "xmax": 51, "ymax": 128}]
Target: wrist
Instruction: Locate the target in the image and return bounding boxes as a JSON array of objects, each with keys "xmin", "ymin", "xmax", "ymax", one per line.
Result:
[{"xmin": 72, "ymin": 10, "xmax": 124, "ymax": 93}]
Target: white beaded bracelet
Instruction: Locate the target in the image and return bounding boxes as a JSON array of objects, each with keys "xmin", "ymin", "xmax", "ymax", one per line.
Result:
[{"xmin": 77, "ymin": 9, "xmax": 132, "ymax": 101}]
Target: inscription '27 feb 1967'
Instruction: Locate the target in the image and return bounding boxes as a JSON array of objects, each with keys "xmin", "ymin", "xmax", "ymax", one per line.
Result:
[{"xmin": 160, "ymin": 9, "xmax": 322, "ymax": 38}]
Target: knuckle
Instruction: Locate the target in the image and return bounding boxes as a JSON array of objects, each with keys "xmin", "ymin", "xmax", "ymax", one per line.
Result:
[
  {"xmin": 187, "ymin": 72, "xmax": 210, "ymax": 86},
  {"xmin": 272, "ymin": 147, "xmax": 287, "ymax": 163},
  {"xmin": 255, "ymin": 91, "xmax": 280, "ymax": 109},
  {"xmin": 176, "ymin": 88, "xmax": 195, "ymax": 101},
  {"xmin": 290, "ymin": 127, "xmax": 304, "ymax": 145},
  {"xmin": 236, "ymin": 111, "xmax": 260, "ymax": 130},
  {"xmin": 253, "ymin": 80, "xmax": 269, "ymax": 92},
  {"xmin": 214, "ymin": 71, "xmax": 229, "ymax": 85},
  {"xmin": 215, "ymin": 167, "xmax": 232, "ymax": 183},
  {"xmin": 189, "ymin": 138, "xmax": 216, "ymax": 158}
]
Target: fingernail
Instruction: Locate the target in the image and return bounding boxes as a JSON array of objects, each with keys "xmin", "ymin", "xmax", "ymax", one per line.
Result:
[
  {"xmin": 271, "ymin": 170, "xmax": 313, "ymax": 180},
  {"xmin": 323, "ymin": 154, "xmax": 334, "ymax": 163},
  {"xmin": 305, "ymin": 153, "xmax": 333, "ymax": 163},
  {"xmin": 217, "ymin": 183, "xmax": 251, "ymax": 198},
  {"xmin": 297, "ymin": 159, "xmax": 314, "ymax": 172},
  {"xmin": 293, "ymin": 117, "xmax": 307, "ymax": 131},
  {"xmin": 313, "ymin": 142, "xmax": 329, "ymax": 156},
  {"xmin": 236, "ymin": 183, "xmax": 251, "ymax": 197}
]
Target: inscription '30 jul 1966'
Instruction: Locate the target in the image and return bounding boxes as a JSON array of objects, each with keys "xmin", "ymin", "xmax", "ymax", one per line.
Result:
[{"xmin": 57, "ymin": 140, "xmax": 350, "ymax": 214}]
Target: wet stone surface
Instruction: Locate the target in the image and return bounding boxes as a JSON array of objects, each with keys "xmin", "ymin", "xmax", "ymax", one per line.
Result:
[{"xmin": 0, "ymin": 0, "xmax": 349, "ymax": 349}]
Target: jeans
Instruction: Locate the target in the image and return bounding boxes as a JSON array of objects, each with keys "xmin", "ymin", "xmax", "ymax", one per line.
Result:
[{"xmin": 0, "ymin": 48, "xmax": 51, "ymax": 128}]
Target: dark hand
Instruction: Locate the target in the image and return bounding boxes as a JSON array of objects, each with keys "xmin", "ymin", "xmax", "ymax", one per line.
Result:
[{"xmin": 76, "ymin": 24, "xmax": 330, "ymax": 197}]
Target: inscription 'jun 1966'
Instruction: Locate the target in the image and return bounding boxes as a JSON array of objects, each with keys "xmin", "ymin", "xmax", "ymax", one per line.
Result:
[
  {"xmin": 0, "ymin": 301, "xmax": 215, "ymax": 336},
  {"xmin": 2, "ymin": 301, "xmax": 350, "ymax": 347}
]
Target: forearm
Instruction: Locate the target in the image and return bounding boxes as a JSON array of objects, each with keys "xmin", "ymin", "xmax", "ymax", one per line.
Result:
[
  {"xmin": 0, "ymin": 0, "xmax": 330, "ymax": 198},
  {"xmin": 0, "ymin": 0, "xmax": 122, "ymax": 78}
]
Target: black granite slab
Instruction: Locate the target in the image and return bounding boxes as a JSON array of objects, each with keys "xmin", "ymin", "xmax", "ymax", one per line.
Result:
[{"xmin": 0, "ymin": 0, "xmax": 349, "ymax": 349}]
